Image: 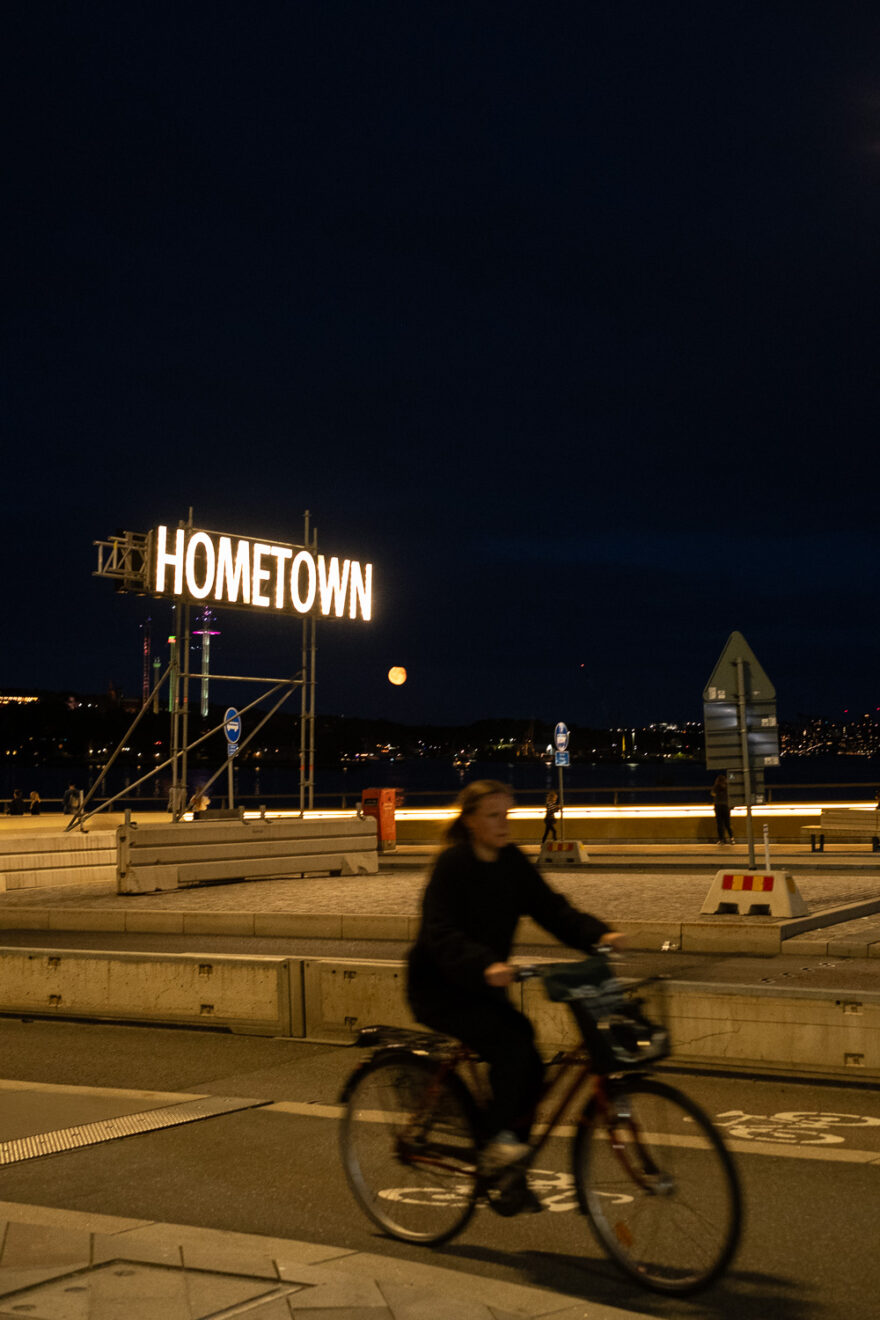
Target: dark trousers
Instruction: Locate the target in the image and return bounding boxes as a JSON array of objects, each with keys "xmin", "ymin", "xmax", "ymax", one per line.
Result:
[
  {"xmin": 714, "ymin": 803, "xmax": 732, "ymax": 842},
  {"xmin": 541, "ymin": 820, "xmax": 557, "ymax": 845},
  {"xmin": 416, "ymin": 996, "xmax": 544, "ymax": 1141}
]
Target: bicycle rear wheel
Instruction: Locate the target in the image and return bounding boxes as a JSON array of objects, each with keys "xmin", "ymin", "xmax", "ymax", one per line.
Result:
[
  {"xmin": 341, "ymin": 1052, "xmax": 479, "ymax": 1244},
  {"xmin": 574, "ymin": 1077, "xmax": 742, "ymax": 1295}
]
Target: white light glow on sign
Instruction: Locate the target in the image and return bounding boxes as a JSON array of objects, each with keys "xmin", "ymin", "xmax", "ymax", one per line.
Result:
[{"xmin": 153, "ymin": 525, "xmax": 372, "ymax": 621}]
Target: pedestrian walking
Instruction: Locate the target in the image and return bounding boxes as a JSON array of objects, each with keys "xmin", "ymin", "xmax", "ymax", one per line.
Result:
[
  {"xmin": 711, "ymin": 772, "xmax": 734, "ymax": 844},
  {"xmin": 541, "ymin": 791, "xmax": 559, "ymax": 846}
]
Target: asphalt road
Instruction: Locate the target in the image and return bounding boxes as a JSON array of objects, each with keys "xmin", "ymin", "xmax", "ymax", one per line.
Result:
[{"xmin": 0, "ymin": 1017, "xmax": 877, "ymax": 1319}]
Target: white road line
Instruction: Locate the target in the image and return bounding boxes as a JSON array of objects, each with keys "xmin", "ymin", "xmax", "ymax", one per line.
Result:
[
  {"xmin": 0, "ymin": 1078, "xmax": 205, "ymax": 1103},
  {"xmin": 262, "ymin": 1100, "xmax": 880, "ymax": 1163}
]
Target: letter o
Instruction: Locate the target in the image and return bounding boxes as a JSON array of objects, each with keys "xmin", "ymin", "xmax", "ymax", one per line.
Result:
[
  {"xmin": 290, "ymin": 551, "xmax": 316, "ymax": 613},
  {"xmin": 185, "ymin": 532, "xmax": 216, "ymax": 599}
]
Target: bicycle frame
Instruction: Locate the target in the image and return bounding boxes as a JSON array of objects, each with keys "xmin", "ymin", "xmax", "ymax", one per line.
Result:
[{"xmin": 407, "ymin": 1040, "xmax": 605, "ymax": 1176}]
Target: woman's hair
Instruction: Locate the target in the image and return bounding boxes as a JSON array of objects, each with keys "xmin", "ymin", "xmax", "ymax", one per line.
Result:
[{"xmin": 444, "ymin": 779, "xmax": 513, "ymax": 846}]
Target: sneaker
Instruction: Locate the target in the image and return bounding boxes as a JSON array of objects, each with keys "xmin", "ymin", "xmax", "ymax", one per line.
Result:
[{"xmin": 478, "ymin": 1136, "xmax": 530, "ymax": 1176}]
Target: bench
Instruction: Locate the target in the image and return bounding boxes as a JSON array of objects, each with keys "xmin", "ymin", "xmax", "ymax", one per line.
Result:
[
  {"xmin": 117, "ymin": 815, "xmax": 379, "ymax": 894},
  {"xmin": 801, "ymin": 808, "xmax": 880, "ymax": 853}
]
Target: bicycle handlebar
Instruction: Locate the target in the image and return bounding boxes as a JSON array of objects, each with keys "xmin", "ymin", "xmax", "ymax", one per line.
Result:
[{"xmin": 513, "ymin": 945, "xmax": 619, "ymax": 983}]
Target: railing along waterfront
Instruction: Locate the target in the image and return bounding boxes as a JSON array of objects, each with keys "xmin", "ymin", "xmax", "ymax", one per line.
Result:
[{"xmin": 4, "ymin": 781, "xmax": 878, "ymax": 816}]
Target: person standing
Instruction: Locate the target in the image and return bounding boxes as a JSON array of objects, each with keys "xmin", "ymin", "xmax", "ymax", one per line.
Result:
[
  {"xmin": 62, "ymin": 783, "xmax": 80, "ymax": 814},
  {"xmin": 28, "ymin": 792, "xmax": 41, "ymax": 816},
  {"xmin": 7, "ymin": 790, "xmax": 26, "ymax": 816},
  {"xmin": 711, "ymin": 772, "xmax": 734, "ymax": 844},
  {"xmin": 407, "ymin": 780, "xmax": 624, "ymax": 1176}
]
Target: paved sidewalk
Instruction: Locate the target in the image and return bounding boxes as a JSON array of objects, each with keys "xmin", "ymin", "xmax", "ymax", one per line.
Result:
[
  {"xmin": 0, "ymin": 1200, "xmax": 649, "ymax": 1320},
  {"xmin": 0, "ymin": 852, "xmax": 879, "ymax": 956},
  {"xmin": 0, "ymin": 845, "xmax": 876, "ymax": 1314}
]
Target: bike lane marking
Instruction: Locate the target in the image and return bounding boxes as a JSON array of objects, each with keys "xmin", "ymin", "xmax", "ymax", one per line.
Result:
[{"xmin": 263, "ymin": 1100, "xmax": 880, "ymax": 1163}]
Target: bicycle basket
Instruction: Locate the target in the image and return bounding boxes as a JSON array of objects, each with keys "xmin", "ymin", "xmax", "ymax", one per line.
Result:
[{"xmin": 540, "ymin": 958, "xmax": 670, "ymax": 1071}]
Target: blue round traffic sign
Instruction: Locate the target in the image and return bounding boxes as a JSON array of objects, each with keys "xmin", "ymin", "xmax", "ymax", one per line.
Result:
[
  {"xmin": 224, "ymin": 707, "xmax": 242, "ymax": 743},
  {"xmin": 554, "ymin": 722, "xmax": 569, "ymax": 751}
]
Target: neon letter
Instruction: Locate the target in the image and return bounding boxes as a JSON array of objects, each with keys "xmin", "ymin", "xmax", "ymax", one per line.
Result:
[
  {"xmin": 269, "ymin": 545, "xmax": 293, "ymax": 609},
  {"xmin": 290, "ymin": 550, "xmax": 316, "ymax": 613},
  {"xmin": 317, "ymin": 556, "xmax": 350, "ymax": 617},
  {"xmin": 214, "ymin": 536, "xmax": 251, "ymax": 605},
  {"xmin": 184, "ymin": 531, "xmax": 216, "ymax": 599},
  {"xmin": 155, "ymin": 525, "xmax": 185, "ymax": 596},
  {"xmin": 348, "ymin": 561, "xmax": 372, "ymax": 620},
  {"xmin": 252, "ymin": 543, "xmax": 272, "ymax": 607}
]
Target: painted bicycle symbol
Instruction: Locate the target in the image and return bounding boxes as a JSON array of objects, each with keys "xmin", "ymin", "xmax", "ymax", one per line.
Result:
[
  {"xmin": 714, "ymin": 1110, "xmax": 880, "ymax": 1145},
  {"xmin": 379, "ymin": 1168, "xmax": 633, "ymax": 1213}
]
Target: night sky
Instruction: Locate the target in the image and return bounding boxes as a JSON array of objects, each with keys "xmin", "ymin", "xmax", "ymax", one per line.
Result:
[{"xmin": 4, "ymin": 5, "xmax": 880, "ymax": 727}]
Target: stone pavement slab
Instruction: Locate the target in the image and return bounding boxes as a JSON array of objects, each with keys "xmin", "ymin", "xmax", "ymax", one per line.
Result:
[
  {"xmin": 0, "ymin": 861, "xmax": 878, "ymax": 956},
  {"xmin": 0, "ymin": 1202, "xmax": 653, "ymax": 1320}
]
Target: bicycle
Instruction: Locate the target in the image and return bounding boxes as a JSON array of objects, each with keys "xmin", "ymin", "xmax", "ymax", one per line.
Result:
[{"xmin": 339, "ymin": 948, "xmax": 742, "ymax": 1296}]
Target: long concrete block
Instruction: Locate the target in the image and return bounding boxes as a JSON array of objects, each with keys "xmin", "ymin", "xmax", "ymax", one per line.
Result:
[
  {"xmin": 523, "ymin": 976, "xmax": 880, "ymax": 1080},
  {"xmin": 0, "ymin": 833, "xmax": 117, "ymax": 861},
  {"xmin": 117, "ymin": 818, "xmax": 379, "ymax": 893},
  {"xmin": 2, "ymin": 866, "xmax": 116, "ymax": 891},
  {"xmin": 653, "ymin": 981, "xmax": 880, "ymax": 1080},
  {"xmin": 0, "ymin": 947, "xmax": 302, "ymax": 1036},
  {"xmin": 0, "ymin": 831, "xmax": 116, "ymax": 895},
  {"xmin": 302, "ymin": 958, "xmax": 416, "ymax": 1043},
  {"xmin": 121, "ymin": 818, "xmax": 375, "ymax": 849}
]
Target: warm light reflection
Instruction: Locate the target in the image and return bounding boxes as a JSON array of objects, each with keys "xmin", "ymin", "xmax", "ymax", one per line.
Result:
[{"xmin": 239, "ymin": 801, "xmax": 861, "ymax": 824}]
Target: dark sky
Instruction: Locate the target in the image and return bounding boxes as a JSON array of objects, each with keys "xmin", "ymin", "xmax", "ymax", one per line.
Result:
[{"xmin": 4, "ymin": 4, "xmax": 880, "ymax": 727}]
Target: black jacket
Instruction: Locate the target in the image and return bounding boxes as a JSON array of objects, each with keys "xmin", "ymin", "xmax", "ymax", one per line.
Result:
[{"xmin": 407, "ymin": 842, "xmax": 609, "ymax": 1016}]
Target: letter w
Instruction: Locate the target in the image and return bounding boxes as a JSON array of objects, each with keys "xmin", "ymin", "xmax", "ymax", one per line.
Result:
[{"xmin": 317, "ymin": 556, "xmax": 350, "ymax": 617}]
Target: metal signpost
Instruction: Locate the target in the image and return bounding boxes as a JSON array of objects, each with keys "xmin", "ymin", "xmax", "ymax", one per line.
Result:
[
  {"xmin": 554, "ymin": 721, "xmax": 570, "ymax": 841},
  {"xmin": 223, "ymin": 706, "xmax": 242, "ymax": 809},
  {"xmin": 703, "ymin": 632, "xmax": 779, "ymax": 867}
]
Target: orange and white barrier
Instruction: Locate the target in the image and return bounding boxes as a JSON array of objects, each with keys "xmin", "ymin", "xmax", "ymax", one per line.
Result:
[
  {"xmin": 539, "ymin": 840, "xmax": 589, "ymax": 866},
  {"xmin": 701, "ymin": 870, "xmax": 808, "ymax": 918}
]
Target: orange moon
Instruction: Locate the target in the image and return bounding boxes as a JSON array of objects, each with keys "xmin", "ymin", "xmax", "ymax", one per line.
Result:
[{"xmin": 388, "ymin": 666, "xmax": 407, "ymax": 686}]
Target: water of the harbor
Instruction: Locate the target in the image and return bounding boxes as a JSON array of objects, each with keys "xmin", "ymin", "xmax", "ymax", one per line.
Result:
[{"xmin": 4, "ymin": 756, "xmax": 879, "ymax": 811}]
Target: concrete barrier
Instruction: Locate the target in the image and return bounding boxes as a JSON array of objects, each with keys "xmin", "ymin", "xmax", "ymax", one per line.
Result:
[
  {"xmin": 302, "ymin": 958, "xmax": 416, "ymax": 1043},
  {"xmin": 0, "ymin": 831, "xmax": 116, "ymax": 893},
  {"xmin": 0, "ymin": 944, "xmax": 877, "ymax": 1079},
  {"xmin": 539, "ymin": 840, "xmax": 589, "ymax": 865},
  {"xmin": 523, "ymin": 976, "xmax": 880, "ymax": 1081},
  {"xmin": 700, "ymin": 869, "xmax": 808, "ymax": 918},
  {"xmin": 0, "ymin": 947, "xmax": 302, "ymax": 1036},
  {"xmin": 117, "ymin": 817, "xmax": 379, "ymax": 894}
]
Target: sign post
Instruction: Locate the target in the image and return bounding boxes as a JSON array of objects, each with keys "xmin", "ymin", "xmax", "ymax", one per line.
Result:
[
  {"xmin": 223, "ymin": 707, "xmax": 242, "ymax": 810},
  {"xmin": 703, "ymin": 632, "xmax": 778, "ymax": 868},
  {"xmin": 554, "ymin": 722, "xmax": 570, "ymax": 842}
]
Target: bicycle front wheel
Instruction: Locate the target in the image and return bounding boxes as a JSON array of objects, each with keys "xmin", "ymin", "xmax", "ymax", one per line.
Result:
[
  {"xmin": 574, "ymin": 1077, "xmax": 742, "ymax": 1295},
  {"xmin": 341, "ymin": 1052, "xmax": 479, "ymax": 1244}
]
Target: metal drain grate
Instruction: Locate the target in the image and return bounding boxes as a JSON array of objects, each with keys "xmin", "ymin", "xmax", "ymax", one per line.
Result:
[{"xmin": 0, "ymin": 1095, "xmax": 267, "ymax": 1166}]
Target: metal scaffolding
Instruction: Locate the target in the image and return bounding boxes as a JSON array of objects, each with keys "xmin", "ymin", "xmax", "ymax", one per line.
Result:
[{"xmin": 86, "ymin": 510, "xmax": 318, "ymax": 827}]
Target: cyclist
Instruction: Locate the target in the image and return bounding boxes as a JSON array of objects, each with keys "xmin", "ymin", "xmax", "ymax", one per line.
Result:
[{"xmin": 406, "ymin": 779, "xmax": 625, "ymax": 1178}]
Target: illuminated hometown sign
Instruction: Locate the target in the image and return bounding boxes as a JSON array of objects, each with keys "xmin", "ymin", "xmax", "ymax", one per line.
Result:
[{"xmin": 153, "ymin": 525, "xmax": 372, "ymax": 621}]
